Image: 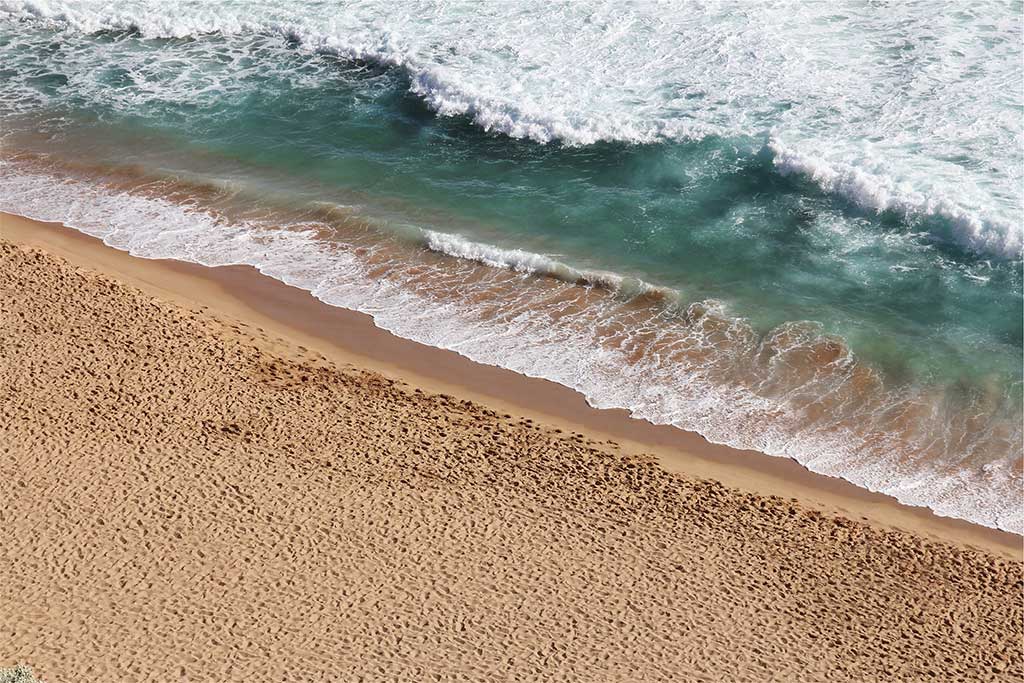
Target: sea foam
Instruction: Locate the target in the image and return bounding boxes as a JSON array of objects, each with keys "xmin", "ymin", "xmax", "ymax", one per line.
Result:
[{"xmin": 769, "ymin": 141, "xmax": 1023, "ymax": 260}]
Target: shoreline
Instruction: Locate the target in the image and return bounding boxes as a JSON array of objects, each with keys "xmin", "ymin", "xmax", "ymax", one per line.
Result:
[{"xmin": 2, "ymin": 210, "xmax": 1018, "ymax": 558}]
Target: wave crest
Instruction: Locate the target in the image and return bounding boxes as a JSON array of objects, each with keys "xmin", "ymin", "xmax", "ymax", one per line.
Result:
[
  {"xmin": 421, "ymin": 229, "xmax": 680, "ymax": 303},
  {"xmin": 769, "ymin": 141, "xmax": 1022, "ymax": 260}
]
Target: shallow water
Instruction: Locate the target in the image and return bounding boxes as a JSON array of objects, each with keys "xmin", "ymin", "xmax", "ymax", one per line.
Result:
[{"xmin": 0, "ymin": 1, "xmax": 1021, "ymax": 531}]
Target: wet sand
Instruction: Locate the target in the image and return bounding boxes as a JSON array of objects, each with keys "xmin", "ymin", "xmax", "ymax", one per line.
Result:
[{"xmin": 1, "ymin": 211, "xmax": 1021, "ymax": 681}]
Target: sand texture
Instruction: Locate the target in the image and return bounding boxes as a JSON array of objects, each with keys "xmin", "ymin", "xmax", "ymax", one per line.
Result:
[{"xmin": 1, "ymin": 238, "xmax": 1021, "ymax": 682}]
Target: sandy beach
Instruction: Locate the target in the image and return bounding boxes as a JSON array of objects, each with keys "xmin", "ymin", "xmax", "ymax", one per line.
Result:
[{"xmin": 1, "ymin": 211, "xmax": 1021, "ymax": 682}]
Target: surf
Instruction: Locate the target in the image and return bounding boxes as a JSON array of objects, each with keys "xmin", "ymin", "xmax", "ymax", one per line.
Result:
[{"xmin": 1, "ymin": 0, "xmax": 1020, "ymax": 260}]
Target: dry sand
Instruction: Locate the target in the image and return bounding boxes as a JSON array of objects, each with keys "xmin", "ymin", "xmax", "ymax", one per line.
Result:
[{"xmin": 0, "ymin": 213, "xmax": 1021, "ymax": 682}]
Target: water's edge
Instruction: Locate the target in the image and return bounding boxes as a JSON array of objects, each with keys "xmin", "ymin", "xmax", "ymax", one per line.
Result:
[
  {"xmin": 4, "ymin": 207, "xmax": 1023, "ymax": 557},
  {"xmin": 1, "ymin": 184, "xmax": 1018, "ymax": 536}
]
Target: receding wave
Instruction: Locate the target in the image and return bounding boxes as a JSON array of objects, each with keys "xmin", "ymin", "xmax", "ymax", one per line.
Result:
[{"xmin": 0, "ymin": 155, "xmax": 1019, "ymax": 534}]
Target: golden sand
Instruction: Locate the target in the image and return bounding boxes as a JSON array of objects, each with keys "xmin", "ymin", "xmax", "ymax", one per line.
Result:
[{"xmin": 0, "ymin": 214, "xmax": 1021, "ymax": 681}]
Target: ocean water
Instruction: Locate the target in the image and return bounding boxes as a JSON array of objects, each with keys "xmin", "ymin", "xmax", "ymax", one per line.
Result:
[{"xmin": 0, "ymin": 1, "xmax": 1021, "ymax": 532}]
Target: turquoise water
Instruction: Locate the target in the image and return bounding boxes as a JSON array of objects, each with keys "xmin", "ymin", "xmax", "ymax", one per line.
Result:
[{"xmin": 0, "ymin": 1, "xmax": 1021, "ymax": 531}]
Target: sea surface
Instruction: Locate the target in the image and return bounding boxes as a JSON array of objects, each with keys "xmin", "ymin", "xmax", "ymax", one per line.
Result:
[{"xmin": 0, "ymin": 1, "xmax": 1021, "ymax": 532}]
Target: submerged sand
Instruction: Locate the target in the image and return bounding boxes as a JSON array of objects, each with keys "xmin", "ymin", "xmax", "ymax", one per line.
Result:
[{"xmin": 0, "ymin": 226, "xmax": 1021, "ymax": 681}]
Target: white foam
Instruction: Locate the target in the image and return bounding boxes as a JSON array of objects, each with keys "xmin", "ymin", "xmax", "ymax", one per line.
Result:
[
  {"xmin": 421, "ymin": 229, "xmax": 671, "ymax": 297},
  {"xmin": 424, "ymin": 229, "xmax": 575, "ymax": 277},
  {"xmin": 769, "ymin": 140, "xmax": 1023, "ymax": 260}
]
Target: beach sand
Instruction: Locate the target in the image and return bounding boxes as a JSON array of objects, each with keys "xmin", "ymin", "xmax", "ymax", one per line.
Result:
[{"xmin": 0, "ymin": 212, "xmax": 1021, "ymax": 682}]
